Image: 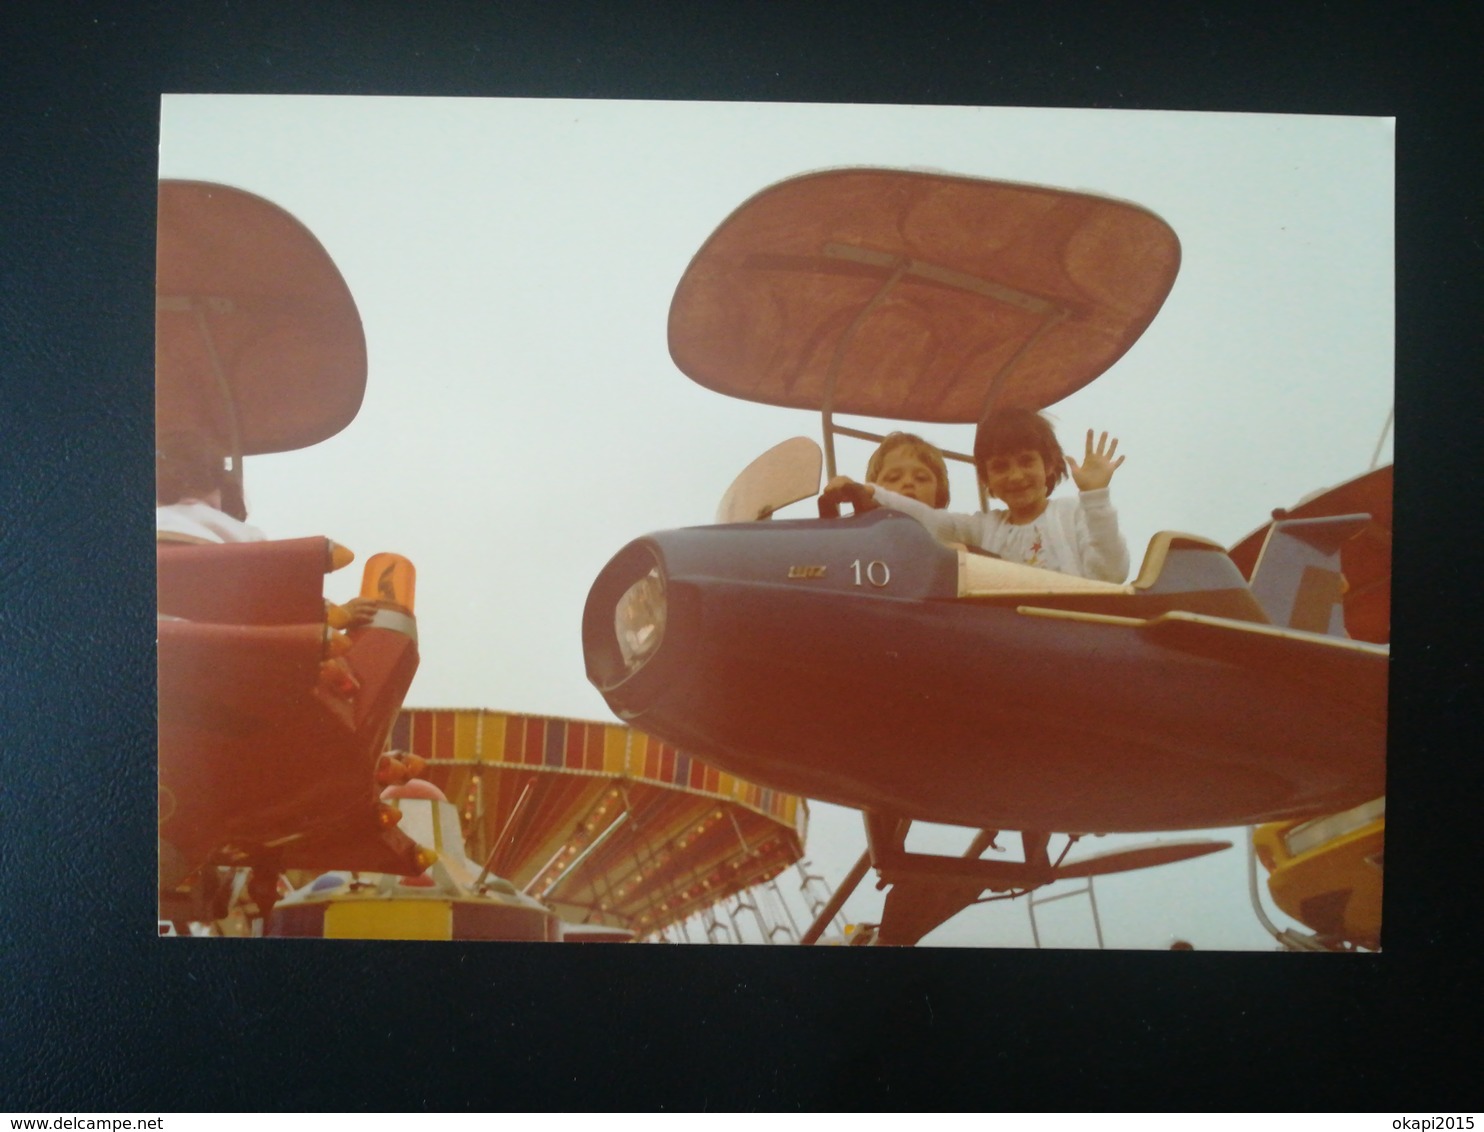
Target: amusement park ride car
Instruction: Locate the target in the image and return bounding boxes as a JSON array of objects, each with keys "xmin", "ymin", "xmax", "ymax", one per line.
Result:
[
  {"xmin": 582, "ymin": 169, "xmax": 1390, "ymax": 946},
  {"xmin": 157, "ymin": 180, "xmax": 431, "ymax": 927},
  {"xmin": 155, "ymin": 180, "xmax": 813, "ymax": 943},
  {"xmin": 267, "ymin": 776, "xmax": 564, "ymax": 941},
  {"xmin": 266, "ymin": 706, "xmax": 811, "ymax": 942},
  {"xmin": 1234, "ymin": 463, "xmax": 1390, "ymax": 950}
]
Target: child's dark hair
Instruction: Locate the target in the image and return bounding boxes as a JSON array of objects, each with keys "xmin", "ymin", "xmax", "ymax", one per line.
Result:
[
  {"xmin": 865, "ymin": 431, "xmax": 952, "ymax": 508},
  {"xmin": 156, "ymin": 430, "xmax": 229, "ymax": 506},
  {"xmin": 973, "ymin": 408, "xmax": 1067, "ymax": 495}
]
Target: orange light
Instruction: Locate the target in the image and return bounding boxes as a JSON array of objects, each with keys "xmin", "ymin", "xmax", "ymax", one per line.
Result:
[
  {"xmin": 376, "ymin": 802, "xmax": 403, "ymax": 828},
  {"xmin": 361, "ymin": 553, "xmax": 416, "ymax": 613},
  {"xmin": 318, "ymin": 658, "xmax": 360, "ymax": 697},
  {"xmin": 401, "ymin": 753, "xmax": 427, "ymax": 778},
  {"xmin": 326, "ymin": 541, "xmax": 356, "ymax": 573},
  {"xmin": 413, "ymin": 846, "xmax": 439, "ymax": 871},
  {"xmin": 325, "ymin": 601, "xmax": 353, "ymax": 630},
  {"xmin": 375, "ymin": 754, "xmax": 411, "ymax": 787}
]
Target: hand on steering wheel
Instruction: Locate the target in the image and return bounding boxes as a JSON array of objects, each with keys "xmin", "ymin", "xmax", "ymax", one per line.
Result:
[{"xmin": 818, "ymin": 475, "xmax": 878, "ymax": 518}]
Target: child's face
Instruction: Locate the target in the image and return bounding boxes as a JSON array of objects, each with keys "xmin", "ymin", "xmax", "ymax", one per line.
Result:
[
  {"xmin": 873, "ymin": 447, "xmax": 942, "ymax": 507},
  {"xmin": 982, "ymin": 449, "xmax": 1050, "ymax": 521}
]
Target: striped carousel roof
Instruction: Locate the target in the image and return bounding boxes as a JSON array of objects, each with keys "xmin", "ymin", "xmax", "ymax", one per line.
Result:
[{"xmin": 387, "ymin": 708, "xmax": 808, "ymax": 938}]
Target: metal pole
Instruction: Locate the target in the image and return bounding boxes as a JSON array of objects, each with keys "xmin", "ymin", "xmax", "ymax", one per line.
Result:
[
  {"xmin": 767, "ymin": 878, "xmax": 803, "ymax": 940},
  {"xmin": 1087, "ymin": 878, "xmax": 1105, "ymax": 950},
  {"xmin": 703, "ymin": 904, "xmax": 731, "ymax": 944},
  {"xmin": 1369, "ymin": 404, "xmax": 1395, "ymax": 471},
  {"xmin": 799, "ymin": 851, "xmax": 871, "ymax": 945},
  {"xmin": 733, "ymin": 888, "xmax": 770, "ymax": 942},
  {"xmin": 796, "ymin": 860, "xmax": 831, "ymax": 918},
  {"xmin": 819, "ymin": 259, "xmax": 907, "ymax": 481},
  {"xmin": 1246, "ymin": 825, "xmax": 1291, "ymax": 946},
  {"xmin": 474, "ymin": 776, "xmax": 533, "ymax": 890},
  {"xmin": 529, "ymin": 810, "xmax": 630, "ymax": 898},
  {"xmin": 188, "ymin": 299, "xmax": 246, "ymax": 493}
]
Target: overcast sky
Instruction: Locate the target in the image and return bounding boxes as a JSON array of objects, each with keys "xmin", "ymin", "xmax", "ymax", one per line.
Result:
[{"xmin": 158, "ymin": 95, "xmax": 1392, "ymax": 949}]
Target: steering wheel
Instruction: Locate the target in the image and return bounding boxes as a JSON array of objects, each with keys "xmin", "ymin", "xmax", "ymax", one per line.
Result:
[{"xmin": 818, "ymin": 480, "xmax": 873, "ymax": 519}]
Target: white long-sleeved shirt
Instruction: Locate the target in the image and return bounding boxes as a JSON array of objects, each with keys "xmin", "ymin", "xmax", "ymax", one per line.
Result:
[
  {"xmin": 156, "ymin": 499, "xmax": 267, "ymax": 544},
  {"xmin": 871, "ymin": 485, "xmax": 1130, "ymax": 583}
]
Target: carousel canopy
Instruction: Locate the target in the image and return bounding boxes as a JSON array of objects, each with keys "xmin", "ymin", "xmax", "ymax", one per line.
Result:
[{"xmin": 388, "ymin": 708, "xmax": 808, "ymax": 938}]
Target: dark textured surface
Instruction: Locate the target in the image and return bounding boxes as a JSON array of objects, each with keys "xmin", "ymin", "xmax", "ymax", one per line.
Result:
[{"xmin": 0, "ymin": 1, "xmax": 1474, "ymax": 1112}]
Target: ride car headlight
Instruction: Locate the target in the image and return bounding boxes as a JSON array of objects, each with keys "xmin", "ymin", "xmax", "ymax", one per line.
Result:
[{"xmin": 614, "ymin": 567, "xmax": 666, "ymax": 671}]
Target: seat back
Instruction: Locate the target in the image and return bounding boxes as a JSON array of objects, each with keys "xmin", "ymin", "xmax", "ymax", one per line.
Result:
[
  {"xmin": 158, "ymin": 536, "xmax": 332, "ymax": 625},
  {"xmin": 1126, "ymin": 531, "xmax": 1270, "ymax": 623}
]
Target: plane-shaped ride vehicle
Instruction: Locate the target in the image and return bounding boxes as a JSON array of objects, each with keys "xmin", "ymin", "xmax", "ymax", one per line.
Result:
[
  {"xmin": 157, "ymin": 180, "xmax": 432, "ymax": 928},
  {"xmin": 1231, "ymin": 463, "xmax": 1390, "ymax": 951},
  {"xmin": 581, "ymin": 169, "xmax": 1390, "ymax": 945}
]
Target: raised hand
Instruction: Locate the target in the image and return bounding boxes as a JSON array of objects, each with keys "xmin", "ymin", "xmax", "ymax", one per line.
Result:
[{"xmin": 1065, "ymin": 429, "xmax": 1125, "ymax": 492}]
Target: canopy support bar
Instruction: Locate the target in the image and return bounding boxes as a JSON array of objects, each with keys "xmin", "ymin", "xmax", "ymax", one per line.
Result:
[
  {"xmin": 159, "ymin": 294, "xmax": 247, "ymax": 489},
  {"xmin": 474, "ymin": 775, "xmax": 533, "ymax": 891},
  {"xmin": 819, "ymin": 259, "xmax": 907, "ymax": 480},
  {"xmin": 536, "ymin": 809, "xmax": 630, "ymax": 900},
  {"xmin": 814, "ymin": 244, "xmax": 1071, "ymax": 508}
]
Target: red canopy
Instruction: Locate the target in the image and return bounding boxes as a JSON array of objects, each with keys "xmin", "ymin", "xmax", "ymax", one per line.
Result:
[
  {"xmin": 669, "ymin": 168, "xmax": 1180, "ymax": 423},
  {"xmin": 155, "ymin": 179, "xmax": 367, "ymax": 455}
]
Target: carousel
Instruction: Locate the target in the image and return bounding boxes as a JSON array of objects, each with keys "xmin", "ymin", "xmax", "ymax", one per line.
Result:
[{"xmin": 384, "ymin": 707, "xmax": 810, "ymax": 940}]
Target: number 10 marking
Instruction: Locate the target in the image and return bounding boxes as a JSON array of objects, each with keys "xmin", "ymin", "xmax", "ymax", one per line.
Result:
[{"xmin": 850, "ymin": 559, "xmax": 891, "ymax": 587}]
